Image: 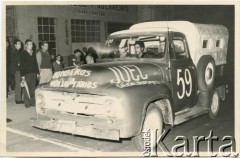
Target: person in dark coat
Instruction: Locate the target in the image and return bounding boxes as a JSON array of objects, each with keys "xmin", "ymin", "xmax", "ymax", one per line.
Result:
[
  {"xmin": 11, "ymin": 39, "xmax": 23, "ymax": 104},
  {"xmin": 6, "ymin": 39, "xmax": 11, "ymax": 98},
  {"xmin": 20, "ymin": 39, "xmax": 39, "ymax": 108}
]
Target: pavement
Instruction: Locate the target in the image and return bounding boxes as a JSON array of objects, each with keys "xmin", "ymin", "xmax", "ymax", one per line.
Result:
[{"xmin": 5, "ymin": 89, "xmax": 235, "ymax": 155}]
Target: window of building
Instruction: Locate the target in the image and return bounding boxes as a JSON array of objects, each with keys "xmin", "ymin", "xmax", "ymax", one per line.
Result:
[
  {"xmin": 107, "ymin": 22, "xmax": 132, "ymax": 37},
  {"xmin": 38, "ymin": 17, "xmax": 57, "ymax": 54},
  {"xmin": 71, "ymin": 19, "xmax": 100, "ymax": 43}
]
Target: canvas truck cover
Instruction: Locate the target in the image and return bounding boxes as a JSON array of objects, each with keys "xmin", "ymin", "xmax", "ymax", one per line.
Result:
[{"xmin": 121, "ymin": 21, "xmax": 229, "ymax": 66}]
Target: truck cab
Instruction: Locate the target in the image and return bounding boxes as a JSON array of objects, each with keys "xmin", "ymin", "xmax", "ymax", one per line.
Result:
[{"xmin": 106, "ymin": 30, "xmax": 198, "ymax": 112}]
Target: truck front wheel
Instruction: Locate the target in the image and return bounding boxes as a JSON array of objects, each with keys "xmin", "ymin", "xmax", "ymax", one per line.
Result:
[
  {"xmin": 132, "ymin": 103, "xmax": 163, "ymax": 151},
  {"xmin": 197, "ymin": 56, "xmax": 216, "ymax": 91}
]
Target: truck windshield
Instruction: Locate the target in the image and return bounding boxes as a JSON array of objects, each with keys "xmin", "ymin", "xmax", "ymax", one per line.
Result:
[{"xmin": 104, "ymin": 35, "xmax": 166, "ymax": 59}]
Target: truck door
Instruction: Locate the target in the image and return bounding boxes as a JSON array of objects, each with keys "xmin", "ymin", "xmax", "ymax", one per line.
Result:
[{"xmin": 169, "ymin": 33, "xmax": 197, "ymax": 111}]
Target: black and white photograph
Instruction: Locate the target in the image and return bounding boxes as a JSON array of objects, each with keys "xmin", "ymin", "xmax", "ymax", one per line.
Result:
[{"xmin": 0, "ymin": 1, "xmax": 239, "ymax": 157}]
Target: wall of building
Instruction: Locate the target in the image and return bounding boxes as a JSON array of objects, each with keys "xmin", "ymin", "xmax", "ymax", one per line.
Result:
[
  {"xmin": 12, "ymin": 5, "xmax": 233, "ymax": 68},
  {"xmin": 138, "ymin": 5, "xmax": 174, "ymax": 22},
  {"xmin": 14, "ymin": 5, "xmax": 138, "ymax": 65}
]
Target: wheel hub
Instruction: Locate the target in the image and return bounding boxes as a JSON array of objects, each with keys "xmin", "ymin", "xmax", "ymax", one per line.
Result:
[{"xmin": 205, "ymin": 63, "xmax": 214, "ymax": 85}]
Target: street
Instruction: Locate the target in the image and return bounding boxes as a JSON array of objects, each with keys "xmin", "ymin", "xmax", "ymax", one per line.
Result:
[{"xmin": 6, "ymin": 89, "xmax": 234, "ymax": 153}]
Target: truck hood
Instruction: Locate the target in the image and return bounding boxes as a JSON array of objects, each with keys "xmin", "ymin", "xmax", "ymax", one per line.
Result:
[{"xmin": 41, "ymin": 61, "xmax": 169, "ymax": 94}]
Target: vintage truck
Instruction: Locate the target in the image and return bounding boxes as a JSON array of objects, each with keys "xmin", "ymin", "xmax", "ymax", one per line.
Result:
[{"xmin": 32, "ymin": 21, "xmax": 229, "ymax": 150}]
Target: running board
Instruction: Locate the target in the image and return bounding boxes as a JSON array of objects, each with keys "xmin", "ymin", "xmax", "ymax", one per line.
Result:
[{"xmin": 174, "ymin": 106, "xmax": 209, "ymax": 125}]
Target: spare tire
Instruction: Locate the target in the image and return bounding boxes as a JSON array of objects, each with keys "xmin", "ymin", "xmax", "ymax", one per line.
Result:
[{"xmin": 197, "ymin": 56, "xmax": 215, "ymax": 91}]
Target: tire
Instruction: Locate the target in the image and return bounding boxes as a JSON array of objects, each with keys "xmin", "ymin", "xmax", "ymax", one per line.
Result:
[
  {"xmin": 197, "ymin": 56, "xmax": 216, "ymax": 91},
  {"xmin": 209, "ymin": 89, "xmax": 220, "ymax": 119},
  {"xmin": 132, "ymin": 103, "xmax": 163, "ymax": 151}
]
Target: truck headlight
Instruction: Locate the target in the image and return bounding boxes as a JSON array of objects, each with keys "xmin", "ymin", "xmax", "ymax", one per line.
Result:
[
  {"xmin": 36, "ymin": 93, "xmax": 45, "ymax": 108},
  {"xmin": 35, "ymin": 90, "xmax": 46, "ymax": 115}
]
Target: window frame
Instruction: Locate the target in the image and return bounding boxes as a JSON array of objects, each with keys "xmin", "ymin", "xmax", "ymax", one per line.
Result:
[
  {"xmin": 170, "ymin": 35, "xmax": 189, "ymax": 60},
  {"xmin": 216, "ymin": 39, "xmax": 224, "ymax": 48},
  {"xmin": 71, "ymin": 19, "xmax": 100, "ymax": 43},
  {"xmin": 37, "ymin": 17, "xmax": 57, "ymax": 55},
  {"xmin": 202, "ymin": 39, "xmax": 209, "ymax": 49}
]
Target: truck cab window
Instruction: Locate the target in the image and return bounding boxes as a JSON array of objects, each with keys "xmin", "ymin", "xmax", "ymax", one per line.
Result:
[
  {"xmin": 170, "ymin": 36, "xmax": 188, "ymax": 60},
  {"xmin": 106, "ymin": 35, "xmax": 166, "ymax": 59}
]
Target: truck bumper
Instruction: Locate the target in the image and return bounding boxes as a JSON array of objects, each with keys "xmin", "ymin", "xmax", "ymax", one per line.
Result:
[{"xmin": 32, "ymin": 114, "xmax": 121, "ymax": 141}]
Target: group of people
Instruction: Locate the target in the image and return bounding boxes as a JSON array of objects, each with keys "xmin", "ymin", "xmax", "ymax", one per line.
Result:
[
  {"xmin": 6, "ymin": 38, "xmax": 100, "ymax": 108},
  {"xmin": 6, "ymin": 39, "xmax": 147, "ymax": 109},
  {"xmin": 6, "ymin": 38, "xmax": 148, "ymax": 109},
  {"xmin": 6, "ymin": 39, "xmax": 63, "ymax": 108},
  {"xmin": 72, "ymin": 47, "xmax": 98, "ymax": 66}
]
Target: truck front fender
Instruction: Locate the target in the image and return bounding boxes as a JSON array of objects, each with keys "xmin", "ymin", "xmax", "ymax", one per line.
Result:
[
  {"xmin": 106, "ymin": 84, "xmax": 174, "ymax": 137},
  {"xmin": 137, "ymin": 84, "xmax": 174, "ymax": 136}
]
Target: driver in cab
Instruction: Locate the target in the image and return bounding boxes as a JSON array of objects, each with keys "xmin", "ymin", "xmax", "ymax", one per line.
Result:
[{"xmin": 109, "ymin": 44, "xmax": 131, "ymax": 58}]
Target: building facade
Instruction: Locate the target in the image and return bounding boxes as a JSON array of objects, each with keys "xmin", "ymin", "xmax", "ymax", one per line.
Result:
[
  {"xmin": 6, "ymin": 5, "xmax": 233, "ymax": 67},
  {"xmin": 6, "ymin": 5, "xmax": 138, "ymax": 65}
]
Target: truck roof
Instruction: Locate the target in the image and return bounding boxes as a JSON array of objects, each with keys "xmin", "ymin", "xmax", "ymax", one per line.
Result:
[
  {"xmin": 109, "ymin": 28, "xmax": 169, "ymax": 37},
  {"xmin": 110, "ymin": 21, "xmax": 228, "ymax": 37}
]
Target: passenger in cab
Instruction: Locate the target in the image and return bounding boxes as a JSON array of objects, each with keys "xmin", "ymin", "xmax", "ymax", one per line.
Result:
[{"xmin": 134, "ymin": 41, "xmax": 145, "ymax": 58}]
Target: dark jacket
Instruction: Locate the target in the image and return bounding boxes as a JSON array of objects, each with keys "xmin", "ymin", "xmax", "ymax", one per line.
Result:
[
  {"xmin": 10, "ymin": 48, "xmax": 22, "ymax": 74},
  {"xmin": 20, "ymin": 50, "xmax": 39, "ymax": 77},
  {"xmin": 7, "ymin": 47, "xmax": 12, "ymax": 75}
]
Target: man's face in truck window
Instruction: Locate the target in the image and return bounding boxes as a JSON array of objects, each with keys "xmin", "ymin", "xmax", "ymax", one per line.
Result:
[{"xmin": 134, "ymin": 43, "xmax": 144, "ymax": 57}]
